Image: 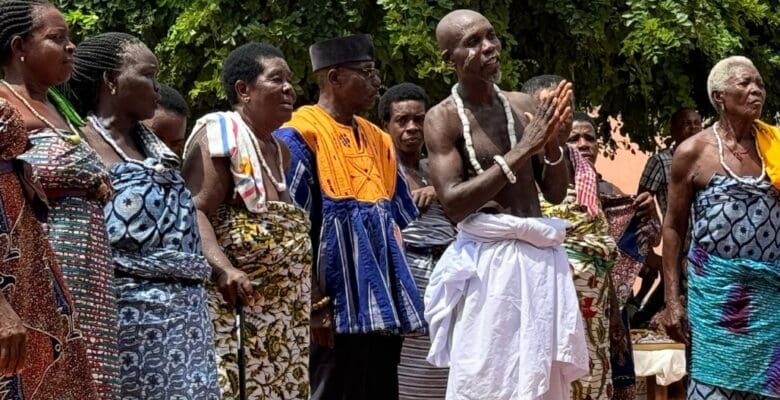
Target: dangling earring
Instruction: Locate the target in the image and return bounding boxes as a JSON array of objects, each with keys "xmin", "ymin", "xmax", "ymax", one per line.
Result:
[
  {"xmin": 110, "ymin": 87, "xmax": 117, "ymax": 95},
  {"xmin": 20, "ymin": 56, "xmax": 25, "ymax": 63}
]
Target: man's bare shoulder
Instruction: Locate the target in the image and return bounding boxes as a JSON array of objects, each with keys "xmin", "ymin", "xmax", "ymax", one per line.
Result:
[
  {"xmin": 426, "ymin": 96, "xmax": 461, "ymax": 141},
  {"xmin": 503, "ymin": 90, "xmax": 537, "ymax": 114},
  {"xmin": 428, "ymin": 95, "xmax": 457, "ymax": 118}
]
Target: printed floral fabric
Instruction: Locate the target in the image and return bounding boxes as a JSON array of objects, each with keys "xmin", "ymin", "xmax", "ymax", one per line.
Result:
[
  {"xmin": 208, "ymin": 201, "xmax": 312, "ymax": 399},
  {"xmin": 542, "ymin": 187, "xmax": 617, "ymax": 400}
]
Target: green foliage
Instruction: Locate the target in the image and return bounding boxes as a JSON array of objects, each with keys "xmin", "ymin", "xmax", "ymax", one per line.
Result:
[{"xmin": 56, "ymin": 0, "xmax": 780, "ymax": 151}]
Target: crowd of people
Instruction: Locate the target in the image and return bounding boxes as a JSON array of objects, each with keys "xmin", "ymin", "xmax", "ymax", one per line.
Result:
[{"xmin": 1, "ymin": 1, "xmax": 779, "ymax": 400}]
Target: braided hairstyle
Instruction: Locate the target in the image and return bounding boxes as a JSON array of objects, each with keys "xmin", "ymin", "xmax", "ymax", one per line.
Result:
[
  {"xmin": 0, "ymin": 0, "xmax": 50, "ymax": 64},
  {"xmin": 67, "ymin": 32, "xmax": 141, "ymax": 114}
]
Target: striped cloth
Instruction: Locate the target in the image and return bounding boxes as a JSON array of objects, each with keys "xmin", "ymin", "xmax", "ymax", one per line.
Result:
[
  {"xmin": 398, "ymin": 201, "xmax": 456, "ymax": 400},
  {"xmin": 568, "ymin": 144, "xmax": 601, "ymax": 217},
  {"xmin": 689, "ymin": 379, "xmax": 779, "ymax": 399},
  {"xmin": 1, "ymin": 100, "xmax": 99, "ymax": 400},
  {"xmin": 185, "ymin": 111, "xmax": 273, "ymax": 213},
  {"xmin": 19, "ymin": 128, "xmax": 120, "ymax": 399}
]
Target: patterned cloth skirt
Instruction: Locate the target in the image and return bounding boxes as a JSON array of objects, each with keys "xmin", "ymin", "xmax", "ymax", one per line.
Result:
[
  {"xmin": 46, "ymin": 197, "xmax": 119, "ymax": 399},
  {"xmin": 0, "ymin": 171, "xmax": 97, "ymax": 399},
  {"xmin": 567, "ymin": 249, "xmax": 613, "ymax": 400},
  {"xmin": 208, "ymin": 201, "xmax": 312, "ymax": 399},
  {"xmin": 689, "ymin": 379, "xmax": 780, "ymax": 400}
]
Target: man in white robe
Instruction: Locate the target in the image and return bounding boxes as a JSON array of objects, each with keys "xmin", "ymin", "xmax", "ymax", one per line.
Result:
[
  {"xmin": 425, "ymin": 215, "xmax": 587, "ymax": 399},
  {"xmin": 422, "ymin": 9, "xmax": 589, "ymax": 400}
]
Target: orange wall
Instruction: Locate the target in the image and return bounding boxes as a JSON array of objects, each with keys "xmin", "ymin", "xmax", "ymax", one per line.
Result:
[{"xmin": 595, "ymin": 127, "xmax": 652, "ymax": 195}]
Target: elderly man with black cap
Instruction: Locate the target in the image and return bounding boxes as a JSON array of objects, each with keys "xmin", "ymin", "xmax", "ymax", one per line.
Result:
[{"xmin": 275, "ymin": 34, "xmax": 424, "ymax": 400}]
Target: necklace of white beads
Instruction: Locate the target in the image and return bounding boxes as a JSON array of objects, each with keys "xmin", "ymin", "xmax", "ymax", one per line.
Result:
[{"xmin": 452, "ymin": 83, "xmax": 522, "ymax": 183}]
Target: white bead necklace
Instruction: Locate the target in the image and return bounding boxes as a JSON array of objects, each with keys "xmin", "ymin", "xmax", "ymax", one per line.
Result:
[
  {"xmin": 451, "ymin": 83, "xmax": 516, "ymax": 174},
  {"xmin": 236, "ymin": 115, "xmax": 287, "ymax": 192},
  {"xmin": 0, "ymin": 79, "xmax": 81, "ymax": 144},
  {"xmin": 713, "ymin": 122, "xmax": 766, "ymax": 185},
  {"xmin": 88, "ymin": 115, "xmax": 165, "ymax": 172}
]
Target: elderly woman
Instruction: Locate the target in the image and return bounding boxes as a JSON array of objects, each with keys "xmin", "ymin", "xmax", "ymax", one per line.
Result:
[
  {"xmin": 663, "ymin": 56, "xmax": 780, "ymax": 399},
  {"xmin": 182, "ymin": 42, "xmax": 313, "ymax": 399},
  {"xmin": 67, "ymin": 32, "xmax": 219, "ymax": 399},
  {"xmin": 0, "ymin": 1, "xmax": 114, "ymax": 397}
]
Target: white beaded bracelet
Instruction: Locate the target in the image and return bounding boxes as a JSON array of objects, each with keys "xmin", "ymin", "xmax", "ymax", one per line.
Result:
[
  {"xmin": 544, "ymin": 146, "xmax": 565, "ymax": 166},
  {"xmin": 493, "ymin": 155, "xmax": 517, "ymax": 184}
]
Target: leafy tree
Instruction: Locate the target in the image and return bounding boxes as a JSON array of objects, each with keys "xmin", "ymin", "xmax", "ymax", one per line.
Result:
[{"xmin": 56, "ymin": 0, "xmax": 780, "ymax": 151}]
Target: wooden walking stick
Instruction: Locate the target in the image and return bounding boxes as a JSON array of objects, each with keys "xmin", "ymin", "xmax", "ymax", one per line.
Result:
[{"xmin": 236, "ymin": 302, "xmax": 247, "ymax": 400}]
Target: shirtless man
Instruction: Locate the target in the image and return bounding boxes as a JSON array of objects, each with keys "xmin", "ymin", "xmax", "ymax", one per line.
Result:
[
  {"xmin": 423, "ymin": 9, "xmax": 589, "ymax": 400},
  {"xmin": 424, "ymin": 23, "xmax": 568, "ymax": 220}
]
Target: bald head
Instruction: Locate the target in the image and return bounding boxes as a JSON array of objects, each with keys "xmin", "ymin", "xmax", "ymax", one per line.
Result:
[{"xmin": 436, "ymin": 9, "xmax": 490, "ymax": 54}]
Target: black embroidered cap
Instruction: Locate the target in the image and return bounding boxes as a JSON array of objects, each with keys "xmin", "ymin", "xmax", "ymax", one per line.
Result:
[{"xmin": 309, "ymin": 34, "xmax": 374, "ymax": 72}]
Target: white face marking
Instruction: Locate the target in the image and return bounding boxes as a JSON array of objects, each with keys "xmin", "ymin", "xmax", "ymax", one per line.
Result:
[{"xmin": 465, "ymin": 48, "xmax": 477, "ymax": 67}]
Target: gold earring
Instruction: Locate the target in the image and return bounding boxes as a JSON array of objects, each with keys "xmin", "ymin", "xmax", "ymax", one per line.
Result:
[{"xmin": 111, "ymin": 87, "xmax": 116, "ymax": 95}]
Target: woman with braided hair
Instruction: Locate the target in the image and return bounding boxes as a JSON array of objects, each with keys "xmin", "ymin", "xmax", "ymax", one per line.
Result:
[
  {"xmin": 67, "ymin": 31, "xmax": 220, "ymax": 400},
  {"xmin": 0, "ymin": 1, "xmax": 104, "ymax": 398}
]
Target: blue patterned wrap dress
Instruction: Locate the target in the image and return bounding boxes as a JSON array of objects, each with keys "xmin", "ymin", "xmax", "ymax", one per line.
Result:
[
  {"xmin": 102, "ymin": 127, "xmax": 220, "ymax": 400},
  {"xmin": 687, "ymin": 175, "xmax": 780, "ymax": 399}
]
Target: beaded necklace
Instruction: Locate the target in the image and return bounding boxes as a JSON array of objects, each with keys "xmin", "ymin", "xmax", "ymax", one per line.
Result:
[
  {"xmin": 451, "ymin": 83, "xmax": 515, "ymax": 174},
  {"xmin": 88, "ymin": 115, "xmax": 168, "ymax": 173},
  {"xmin": 235, "ymin": 114, "xmax": 287, "ymax": 192},
  {"xmin": 713, "ymin": 122, "xmax": 766, "ymax": 185},
  {"xmin": 0, "ymin": 79, "xmax": 81, "ymax": 144}
]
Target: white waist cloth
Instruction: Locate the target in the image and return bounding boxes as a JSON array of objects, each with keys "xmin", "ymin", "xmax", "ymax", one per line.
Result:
[{"xmin": 425, "ymin": 213, "xmax": 588, "ymax": 400}]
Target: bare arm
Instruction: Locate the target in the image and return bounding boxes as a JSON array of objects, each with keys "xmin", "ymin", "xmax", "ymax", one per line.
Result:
[
  {"xmin": 660, "ymin": 140, "xmax": 698, "ymax": 343},
  {"xmin": 425, "ymin": 106, "xmax": 513, "ymax": 222},
  {"xmin": 182, "ymin": 128, "xmax": 252, "ymax": 307},
  {"xmin": 536, "ymin": 139, "xmax": 569, "ymax": 204},
  {"xmin": 426, "ymin": 81, "xmax": 573, "ymax": 222},
  {"xmin": 509, "ymin": 91, "xmax": 568, "ymax": 204}
]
